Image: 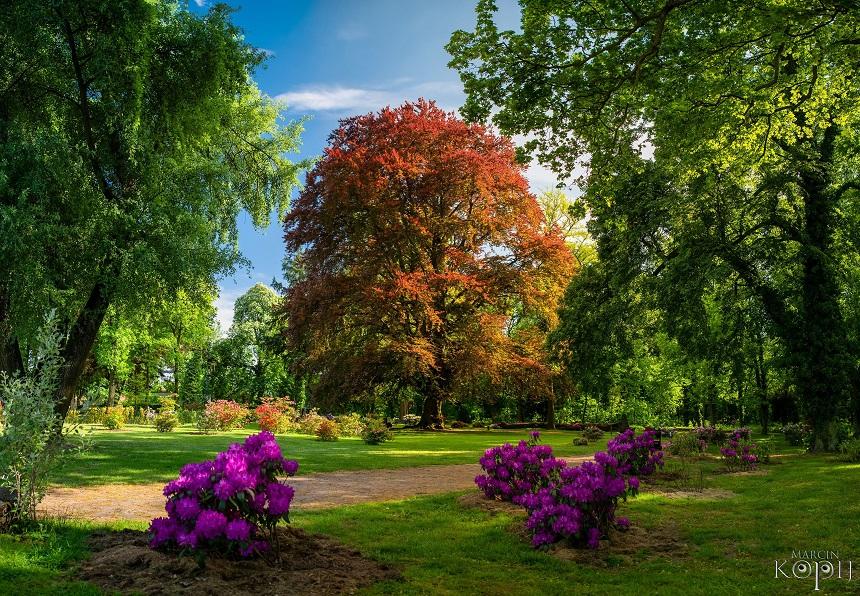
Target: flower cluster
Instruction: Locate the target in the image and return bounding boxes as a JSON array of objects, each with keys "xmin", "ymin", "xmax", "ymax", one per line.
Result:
[
  {"xmin": 476, "ymin": 429, "xmax": 664, "ymax": 550},
  {"xmin": 474, "ymin": 431, "xmax": 565, "ymax": 503},
  {"xmin": 720, "ymin": 429, "xmax": 757, "ymax": 470},
  {"xmin": 149, "ymin": 431, "xmax": 299, "ymax": 558}
]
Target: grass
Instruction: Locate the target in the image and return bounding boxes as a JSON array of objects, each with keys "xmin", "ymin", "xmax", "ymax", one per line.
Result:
[
  {"xmin": 4, "ymin": 444, "xmax": 858, "ymax": 594},
  {"xmin": 54, "ymin": 425, "xmax": 606, "ymax": 487}
]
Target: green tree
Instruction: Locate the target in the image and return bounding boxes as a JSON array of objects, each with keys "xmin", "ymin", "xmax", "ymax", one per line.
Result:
[
  {"xmin": 450, "ymin": 0, "xmax": 860, "ymax": 449},
  {"xmin": 0, "ymin": 1, "xmax": 307, "ymax": 422}
]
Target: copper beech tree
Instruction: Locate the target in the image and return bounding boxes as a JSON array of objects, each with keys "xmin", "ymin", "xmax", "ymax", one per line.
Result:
[{"xmin": 283, "ymin": 101, "xmax": 574, "ymax": 428}]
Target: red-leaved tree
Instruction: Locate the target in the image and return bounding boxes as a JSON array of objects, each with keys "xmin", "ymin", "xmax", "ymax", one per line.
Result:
[{"xmin": 283, "ymin": 100, "xmax": 574, "ymax": 428}]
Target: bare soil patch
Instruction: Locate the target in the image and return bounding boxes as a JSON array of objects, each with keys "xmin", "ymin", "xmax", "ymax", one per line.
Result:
[
  {"xmin": 78, "ymin": 527, "xmax": 399, "ymax": 595},
  {"xmin": 457, "ymin": 491, "xmax": 526, "ymax": 516}
]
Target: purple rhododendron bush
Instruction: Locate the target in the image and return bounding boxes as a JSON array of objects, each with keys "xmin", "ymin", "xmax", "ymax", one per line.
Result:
[
  {"xmin": 475, "ymin": 429, "xmax": 663, "ymax": 549},
  {"xmin": 149, "ymin": 431, "xmax": 299, "ymax": 559}
]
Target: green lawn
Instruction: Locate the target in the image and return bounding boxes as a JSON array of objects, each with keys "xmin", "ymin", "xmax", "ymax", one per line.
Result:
[
  {"xmin": 54, "ymin": 425, "xmax": 605, "ymax": 487},
  {"xmin": 4, "ymin": 444, "xmax": 858, "ymax": 594}
]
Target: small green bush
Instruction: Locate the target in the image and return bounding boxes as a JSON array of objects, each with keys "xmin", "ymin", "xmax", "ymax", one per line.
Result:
[
  {"xmin": 838, "ymin": 438, "xmax": 860, "ymax": 462},
  {"xmin": 782, "ymin": 422, "xmax": 810, "ymax": 446},
  {"xmin": 315, "ymin": 418, "xmax": 340, "ymax": 441},
  {"xmin": 195, "ymin": 411, "xmax": 219, "ymax": 435},
  {"xmin": 362, "ymin": 419, "xmax": 394, "ymax": 445},
  {"xmin": 668, "ymin": 432, "xmax": 705, "ymax": 458},
  {"xmin": 154, "ymin": 411, "xmax": 179, "ymax": 433},
  {"xmin": 582, "ymin": 425, "xmax": 604, "ymax": 441},
  {"xmin": 298, "ymin": 409, "xmax": 327, "ymax": 435},
  {"xmin": 573, "ymin": 437, "xmax": 589, "ymax": 446},
  {"xmin": 103, "ymin": 408, "xmax": 126, "ymax": 430},
  {"xmin": 755, "ymin": 439, "xmax": 772, "ymax": 464}
]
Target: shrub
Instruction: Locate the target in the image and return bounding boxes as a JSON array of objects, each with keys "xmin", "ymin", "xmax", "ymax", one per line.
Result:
[
  {"xmin": 668, "ymin": 432, "xmax": 706, "ymax": 457},
  {"xmin": 361, "ymin": 418, "xmax": 393, "ymax": 445},
  {"xmin": 573, "ymin": 437, "xmax": 589, "ymax": 446},
  {"xmin": 0, "ymin": 312, "xmax": 83, "ymax": 525},
  {"xmin": 694, "ymin": 426, "xmax": 728, "ymax": 447},
  {"xmin": 149, "ymin": 431, "xmax": 299, "ymax": 558},
  {"xmin": 400, "ymin": 414, "xmax": 421, "ymax": 426},
  {"xmin": 782, "ymin": 422, "xmax": 810, "ymax": 446},
  {"xmin": 335, "ymin": 413, "xmax": 364, "ymax": 437},
  {"xmin": 606, "ymin": 427, "xmax": 664, "ymax": 478},
  {"xmin": 195, "ymin": 411, "xmax": 220, "ymax": 435},
  {"xmin": 475, "ymin": 431, "xmax": 565, "ymax": 502},
  {"xmin": 755, "ymin": 440, "xmax": 772, "ymax": 464},
  {"xmin": 720, "ymin": 429, "xmax": 758, "ymax": 470},
  {"xmin": 838, "ymin": 438, "xmax": 860, "ymax": 462},
  {"xmin": 204, "ymin": 400, "xmax": 249, "ymax": 431},
  {"xmin": 255, "ymin": 404, "xmax": 291, "ymax": 434},
  {"xmin": 155, "ymin": 412, "xmax": 180, "ymax": 433},
  {"xmin": 315, "ymin": 419, "xmax": 339, "ymax": 441},
  {"xmin": 103, "ymin": 407, "xmax": 127, "ymax": 430},
  {"xmin": 297, "ymin": 409, "xmax": 326, "ymax": 435},
  {"xmin": 582, "ymin": 426, "xmax": 604, "ymax": 441}
]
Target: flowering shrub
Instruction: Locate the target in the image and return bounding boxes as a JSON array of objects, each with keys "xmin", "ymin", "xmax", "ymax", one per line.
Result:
[
  {"xmin": 720, "ymin": 429, "xmax": 757, "ymax": 470},
  {"xmin": 103, "ymin": 407, "xmax": 127, "ymax": 430},
  {"xmin": 519, "ymin": 455, "xmax": 628, "ymax": 548},
  {"xmin": 476, "ymin": 428, "xmax": 664, "ymax": 550},
  {"xmin": 255, "ymin": 404, "xmax": 290, "ymax": 434},
  {"xmin": 474, "ymin": 431, "xmax": 565, "ymax": 503},
  {"xmin": 315, "ymin": 419, "xmax": 339, "ymax": 441},
  {"xmin": 205, "ymin": 400, "xmax": 249, "ymax": 431},
  {"xmin": 149, "ymin": 431, "xmax": 298, "ymax": 558},
  {"xmin": 694, "ymin": 426, "xmax": 727, "ymax": 447},
  {"xmin": 335, "ymin": 413, "xmax": 364, "ymax": 437},
  {"xmin": 195, "ymin": 411, "xmax": 220, "ymax": 434},
  {"xmin": 361, "ymin": 418, "xmax": 393, "ymax": 444}
]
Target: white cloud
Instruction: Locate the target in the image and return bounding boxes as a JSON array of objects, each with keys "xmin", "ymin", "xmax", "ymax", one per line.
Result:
[
  {"xmin": 214, "ymin": 285, "xmax": 245, "ymax": 335},
  {"xmin": 276, "ymin": 81, "xmax": 464, "ymax": 115},
  {"xmin": 193, "ymin": 0, "xmax": 206, "ymax": 6},
  {"xmin": 336, "ymin": 23, "xmax": 368, "ymax": 41}
]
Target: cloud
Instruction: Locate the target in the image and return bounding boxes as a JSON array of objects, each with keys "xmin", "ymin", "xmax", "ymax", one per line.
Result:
[
  {"xmin": 193, "ymin": 0, "xmax": 206, "ymax": 6},
  {"xmin": 214, "ymin": 285, "xmax": 245, "ymax": 334},
  {"xmin": 276, "ymin": 81, "xmax": 465, "ymax": 115},
  {"xmin": 336, "ymin": 23, "xmax": 368, "ymax": 41}
]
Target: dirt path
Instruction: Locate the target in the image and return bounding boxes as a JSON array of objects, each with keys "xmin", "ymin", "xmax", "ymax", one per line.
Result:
[{"xmin": 42, "ymin": 456, "xmax": 594, "ymax": 523}]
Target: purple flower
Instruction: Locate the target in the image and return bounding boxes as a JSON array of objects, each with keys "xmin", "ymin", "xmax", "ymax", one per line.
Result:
[
  {"xmin": 267, "ymin": 482, "xmax": 295, "ymax": 516},
  {"xmin": 174, "ymin": 496, "xmax": 200, "ymax": 521},
  {"xmin": 195, "ymin": 510, "xmax": 228, "ymax": 540},
  {"xmin": 225, "ymin": 518, "xmax": 253, "ymax": 542}
]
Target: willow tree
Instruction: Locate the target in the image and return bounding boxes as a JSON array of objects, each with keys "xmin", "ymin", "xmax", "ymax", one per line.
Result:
[
  {"xmin": 283, "ymin": 101, "xmax": 573, "ymax": 428},
  {"xmin": 0, "ymin": 1, "xmax": 307, "ymax": 420},
  {"xmin": 449, "ymin": 0, "xmax": 860, "ymax": 449}
]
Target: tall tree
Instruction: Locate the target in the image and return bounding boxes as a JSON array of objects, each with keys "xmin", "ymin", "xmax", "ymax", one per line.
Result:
[
  {"xmin": 282, "ymin": 100, "xmax": 574, "ymax": 428},
  {"xmin": 0, "ymin": 1, "xmax": 307, "ymax": 421},
  {"xmin": 449, "ymin": 0, "xmax": 860, "ymax": 449}
]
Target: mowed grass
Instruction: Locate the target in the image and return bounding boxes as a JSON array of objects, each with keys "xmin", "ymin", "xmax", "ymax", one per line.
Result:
[
  {"xmin": 5, "ymin": 448, "xmax": 859, "ymax": 595},
  {"xmin": 53, "ymin": 425, "xmax": 606, "ymax": 487}
]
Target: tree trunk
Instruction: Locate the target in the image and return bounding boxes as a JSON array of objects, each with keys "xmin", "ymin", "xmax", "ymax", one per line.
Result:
[
  {"xmin": 419, "ymin": 392, "xmax": 444, "ymax": 429},
  {"xmin": 797, "ymin": 125, "xmax": 848, "ymax": 451},
  {"xmin": 55, "ymin": 282, "xmax": 111, "ymax": 422},
  {"xmin": 0, "ymin": 288, "xmax": 23, "ymax": 378},
  {"xmin": 545, "ymin": 384, "xmax": 556, "ymax": 430},
  {"xmin": 107, "ymin": 370, "xmax": 117, "ymax": 407}
]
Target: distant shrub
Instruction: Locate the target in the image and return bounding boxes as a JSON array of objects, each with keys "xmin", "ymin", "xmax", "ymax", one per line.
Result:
[
  {"xmin": 297, "ymin": 409, "xmax": 326, "ymax": 435},
  {"xmin": 400, "ymin": 414, "xmax": 421, "ymax": 427},
  {"xmin": 668, "ymin": 432, "xmax": 706, "ymax": 457},
  {"xmin": 694, "ymin": 426, "xmax": 728, "ymax": 447},
  {"xmin": 583, "ymin": 426, "xmax": 604, "ymax": 441},
  {"xmin": 315, "ymin": 419, "xmax": 339, "ymax": 441},
  {"xmin": 838, "ymin": 438, "xmax": 860, "ymax": 462},
  {"xmin": 720, "ymin": 429, "xmax": 757, "ymax": 470},
  {"xmin": 361, "ymin": 418, "xmax": 393, "ymax": 445},
  {"xmin": 335, "ymin": 413, "xmax": 364, "ymax": 437},
  {"xmin": 155, "ymin": 411, "xmax": 179, "ymax": 433},
  {"xmin": 573, "ymin": 437, "xmax": 589, "ymax": 446},
  {"xmin": 195, "ymin": 411, "xmax": 219, "ymax": 435},
  {"xmin": 755, "ymin": 440, "xmax": 772, "ymax": 464},
  {"xmin": 450, "ymin": 420, "xmax": 468, "ymax": 429},
  {"xmin": 781, "ymin": 422, "xmax": 810, "ymax": 446},
  {"xmin": 204, "ymin": 400, "xmax": 249, "ymax": 431},
  {"xmin": 103, "ymin": 407, "xmax": 127, "ymax": 430}
]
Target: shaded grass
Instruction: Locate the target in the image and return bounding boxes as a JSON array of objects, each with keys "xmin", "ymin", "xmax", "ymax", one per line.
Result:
[{"xmin": 54, "ymin": 426, "xmax": 605, "ymax": 488}]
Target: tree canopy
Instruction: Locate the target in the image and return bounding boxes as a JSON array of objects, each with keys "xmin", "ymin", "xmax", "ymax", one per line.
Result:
[{"xmin": 282, "ymin": 100, "xmax": 574, "ymax": 427}]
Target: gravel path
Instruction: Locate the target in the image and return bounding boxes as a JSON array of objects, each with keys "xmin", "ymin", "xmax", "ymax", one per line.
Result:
[{"xmin": 41, "ymin": 456, "xmax": 594, "ymax": 522}]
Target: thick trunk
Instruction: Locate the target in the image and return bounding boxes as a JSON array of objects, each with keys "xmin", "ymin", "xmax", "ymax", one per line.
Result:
[
  {"xmin": 107, "ymin": 370, "xmax": 117, "ymax": 407},
  {"xmin": 797, "ymin": 125, "xmax": 848, "ymax": 451},
  {"xmin": 55, "ymin": 282, "xmax": 111, "ymax": 422},
  {"xmin": 545, "ymin": 385, "xmax": 556, "ymax": 430},
  {"xmin": 419, "ymin": 392, "xmax": 444, "ymax": 429}
]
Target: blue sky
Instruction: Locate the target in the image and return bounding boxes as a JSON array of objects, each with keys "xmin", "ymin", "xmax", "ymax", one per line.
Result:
[{"xmin": 199, "ymin": 0, "xmax": 562, "ymax": 330}]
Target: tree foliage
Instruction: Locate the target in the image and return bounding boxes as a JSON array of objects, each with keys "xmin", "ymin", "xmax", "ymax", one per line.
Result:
[{"xmin": 282, "ymin": 100, "xmax": 574, "ymax": 427}]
